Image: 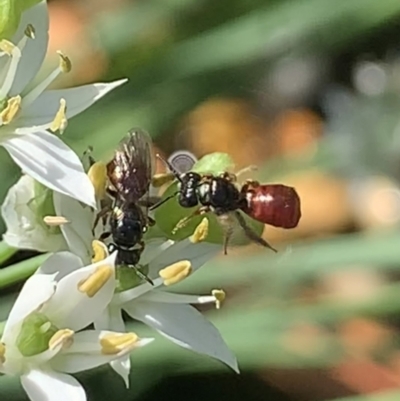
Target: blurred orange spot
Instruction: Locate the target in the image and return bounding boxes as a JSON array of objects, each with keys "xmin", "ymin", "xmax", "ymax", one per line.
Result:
[
  {"xmin": 274, "ymin": 108, "xmax": 323, "ymax": 156},
  {"xmin": 263, "ymin": 170, "xmax": 352, "ymax": 242},
  {"xmin": 331, "ymin": 359, "xmax": 400, "ymax": 392},
  {"xmin": 47, "ymin": 1, "xmax": 107, "ymax": 85},
  {"xmin": 181, "ymin": 98, "xmax": 271, "ymax": 168},
  {"xmin": 321, "ymin": 270, "xmax": 385, "ymax": 303},
  {"xmin": 350, "ymin": 176, "xmax": 400, "ymax": 230},
  {"xmin": 338, "ymin": 318, "xmax": 394, "ymax": 357}
]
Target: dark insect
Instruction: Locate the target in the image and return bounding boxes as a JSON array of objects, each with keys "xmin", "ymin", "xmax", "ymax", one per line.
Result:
[
  {"xmin": 152, "ymin": 156, "xmax": 301, "ymax": 254},
  {"xmin": 95, "ymin": 128, "xmax": 155, "ymax": 284}
]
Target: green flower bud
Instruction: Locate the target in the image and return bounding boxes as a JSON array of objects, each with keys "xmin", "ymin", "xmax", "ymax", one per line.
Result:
[
  {"xmin": 16, "ymin": 312, "xmax": 58, "ymax": 357},
  {"xmin": 155, "ymin": 152, "xmax": 264, "ymax": 244},
  {"xmin": 0, "ymin": 0, "xmax": 42, "ymax": 39},
  {"xmin": 32, "ymin": 180, "xmax": 61, "ymax": 235}
]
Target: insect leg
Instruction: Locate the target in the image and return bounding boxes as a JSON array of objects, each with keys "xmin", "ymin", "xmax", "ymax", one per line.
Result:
[
  {"xmin": 234, "ymin": 211, "xmax": 277, "ymax": 253},
  {"xmin": 172, "ymin": 206, "xmax": 210, "ymax": 234},
  {"xmin": 139, "ymin": 196, "xmax": 162, "ymax": 208},
  {"xmin": 99, "ymin": 231, "xmax": 111, "ymax": 241},
  {"xmin": 93, "ymin": 204, "xmax": 111, "ymax": 234},
  {"xmin": 220, "ymin": 214, "xmax": 235, "ymax": 255},
  {"xmin": 82, "ymin": 146, "xmax": 96, "ymax": 167},
  {"xmin": 134, "ymin": 268, "xmax": 154, "ymax": 286},
  {"xmin": 236, "ymin": 165, "xmax": 258, "ymax": 181}
]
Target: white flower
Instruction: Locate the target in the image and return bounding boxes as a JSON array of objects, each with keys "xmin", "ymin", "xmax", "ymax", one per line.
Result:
[
  {"xmin": 95, "ymin": 219, "xmax": 239, "ymax": 386},
  {"xmin": 0, "ymin": 252, "xmax": 153, "ymax": 401},
  {"xmin": 1, "ymin": 175, "xmax": 98, "ymax": 263},
  {"xmin": 0, "ymin": 1, "xmax": 126, "ymax": 207}
]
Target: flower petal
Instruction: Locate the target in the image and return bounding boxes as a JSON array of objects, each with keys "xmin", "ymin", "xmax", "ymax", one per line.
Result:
[
  {"xmin": 16, "ymin": 80, "xmax": 127, "ymax": 129},
  {"xmin": 53, "ymin": 192, "xmax": 95, "ymax": 264},
  {"xmin": 21, "ymin": 369, "xmax": 85, "ymax": 401},
  {"xmin": 2, "ymin": 273, "xmax": 55, "ymax": 344},
  {"xmin": 148, "ymin": 239, "xmax": 220, "ymax": 279},
  {"xmin": 41, "ymin": 253, "xmax": 116, "ymax": 331},
  {"xmin": 3, "ymin": 130, "xmax": 96, "ymax": 208},
  {"xmin": 36, "ymin": 251, "xmax": 84, "ymax": 280},
  {"xmin": 93, "ymin": 306, "xmax": 131, "ymax": 387},
  {"xmin": 1, "ymin": 174, "xmax": 66, "ymax": 252},
  {"xmin": 50, "ymin": 330, "xmax": 153, "ymax": 374},
  {"xmin": 8, "ymin": 1, "xmax": 49, "ymax": 96},
  {"xmin": 140, "ymin": 238, "xmax": 174, "ymax": 266},
  {"xmin": 124, "ymin": 301, "xmax": 239, "ymax": 372}
]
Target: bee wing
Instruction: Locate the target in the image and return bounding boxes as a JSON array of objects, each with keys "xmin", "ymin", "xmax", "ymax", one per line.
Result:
[{"xmin": 107, "ymin": 128, "xmax": 154, "ymax": 201}]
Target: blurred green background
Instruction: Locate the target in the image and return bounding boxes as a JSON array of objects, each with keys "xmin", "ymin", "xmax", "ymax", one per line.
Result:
[{"xmin": 4, "ymin": 0, "xmax": 400, "ymax": 400}]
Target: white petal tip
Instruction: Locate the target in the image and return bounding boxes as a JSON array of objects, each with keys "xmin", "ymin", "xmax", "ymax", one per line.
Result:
[
  {"xmin": 107, "ymin": 78, "xmax": 128, "ymax": 89},
  {"xmin": 232, "ymin": 361, "xmax": 240, "ymax": 374},
  {"xmin": 137, "ymin": 337, "xmax": 155, "ymax": 347}
]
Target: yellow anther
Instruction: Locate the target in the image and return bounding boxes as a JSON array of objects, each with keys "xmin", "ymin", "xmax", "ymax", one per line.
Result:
[
  {"xmin": 48, "ymin": 329, "xmax": 74, "ymax": 350},
  {"xmin": 91, "ymin": 240, "xmax": 109, "ymax": 263},
  {"xmin": 0, "ymin": 39, "xmax": 15, "ymax": 55},
  {"xmin": 78, "ymin": 265, "xmax": 113, "ymax": 297},
  {"xmin": 88, "ymin": 162, "xmax": 108, "ymax": 200},
  {"xmin": 100, "ymin": 332, "xmax": 139, "ymax": 355},
  {"xmin": 43, "ymin": 215, "xmax": 70, "ymax": 226},
  {"xmin": 24, "ymin": 24, "xmax": 35, "ymax": 39},
  {"xmin": 151, "ymin": 173, "xmax": 175, "ymax": 187},
  {"xmin": 50, "ymin": 98, "xmax": 67, "ymax": 134},
  {"xmin": 190, "ymin": 218, "xmax": 209, "ymax": 243},
  {"xmin": 57, "ymin": 51, "xmax": 72, "ymax": 73},
  {"xmin": 212, "ymin": 289, "xmax": 226, "ymax": 310},
  {"xmin": 159, "ymin": 260, "xmax": 192, "ymax": 286},
  {"xmin": 0, "ymin": 96, "xmax": 21, "ymax": 124},
  {"xmin": 0, "ymin": 342, "xmax": 5, "ymax": 363}
]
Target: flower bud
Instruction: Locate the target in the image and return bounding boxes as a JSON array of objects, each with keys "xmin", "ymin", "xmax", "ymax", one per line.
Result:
[
  {"xmin": 16, "ymin": 312, "xmax": 59, "ymax": 357},
  {"xmin": 0, "ymin": 0, "xmax": 42, "ymax": 40}
]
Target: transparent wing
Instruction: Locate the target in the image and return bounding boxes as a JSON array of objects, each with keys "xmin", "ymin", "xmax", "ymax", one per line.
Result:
[{"xmin": 107, "ymin": 128, "xmax": 154, "ymax": 202}]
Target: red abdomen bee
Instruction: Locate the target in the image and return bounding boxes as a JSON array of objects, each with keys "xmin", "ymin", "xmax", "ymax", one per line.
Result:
[{"xmin": 241, "ymin": 182, "xmax": 301, "ymax": 229}]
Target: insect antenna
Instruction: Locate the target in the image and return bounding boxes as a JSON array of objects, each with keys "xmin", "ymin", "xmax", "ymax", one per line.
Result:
[
  {"xmin": 149, "ymin": 190, "xmax": 180, "ymax": 211},
  {"xmin": 156, "ymin": 154, "xmax": 183, "ymax": 183}
]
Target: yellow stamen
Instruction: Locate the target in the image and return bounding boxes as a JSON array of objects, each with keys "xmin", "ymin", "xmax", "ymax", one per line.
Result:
[
  {"xmin": 24, "ymin": 24, "xmax": 35, "ymax": 39},
  {"xmin": 48, "ymin": 329, "xmax": 74, "ymax": 350},
  {"xmin": 78, "ymin": 265, "xmax": 113, "ymax": 297},
  {"xmin": 0, "ymin": 342, "xmax": 5, "ymax": 363},
  {"xmin": 0, "ymin": 96, "xmax": 21, "ymax": 124},
  {"xmin": 0, "ymin": 39, "xmax": 15, "ymax": 55},
  {"xmin": 100, "ymin": 332, "xmax": 139, "ymax": 355},
  {"xmin": 152, "ymin": 173, "xmax": 175, "ymax": 187},
  {"xmin": 43, "ymin": 215, "xmax": 70, "ymax": 226},
  {"xmin": 57, "ymin": 51, "xmax": 72, "ymax": 73},
  {"xmin": 190, "ymin": 218, "xmax": 209, "ymax": 243},
  {"xmin": 50, "ymin": 98, "xmax": 67, "ymax": 134},
  {"xmin": 92, "ymin": 240, "xmax": 109, "ymax": 263},
  {"xmin": 88, "ymin": 162, "xmax": 108, "ymax": 200},
  {"xmin": 212, "ymin": 289, "xmax": 226, "ymax": 310},
  {"xmin": 159, "ymin": 260, "xmax": 192, "ymax": 286}
]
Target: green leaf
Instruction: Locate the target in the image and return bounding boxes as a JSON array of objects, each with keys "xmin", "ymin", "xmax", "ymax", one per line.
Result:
[{"xmin": 155, "ymin": 152, "xmax": 264, "ymax": 244}]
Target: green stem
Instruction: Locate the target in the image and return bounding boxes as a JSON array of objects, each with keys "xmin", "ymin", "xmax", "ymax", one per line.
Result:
[
  {"xmin": 0, "ymin": 241, "xmax": 17, "ymax": 265},
  {"xmin": 0, "ymin": 253, "xmax": 49, "ymax": 289}
]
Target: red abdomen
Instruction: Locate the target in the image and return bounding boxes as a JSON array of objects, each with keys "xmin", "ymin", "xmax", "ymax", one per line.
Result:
[{"xmin": 242, "ymin": 184, "xmax": 301, "ymax": 228}]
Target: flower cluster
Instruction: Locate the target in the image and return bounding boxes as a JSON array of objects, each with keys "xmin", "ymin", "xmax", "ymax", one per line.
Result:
[{"xmin": 0, "ymin": 2, "xmax": 239, "ymax": 401}]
